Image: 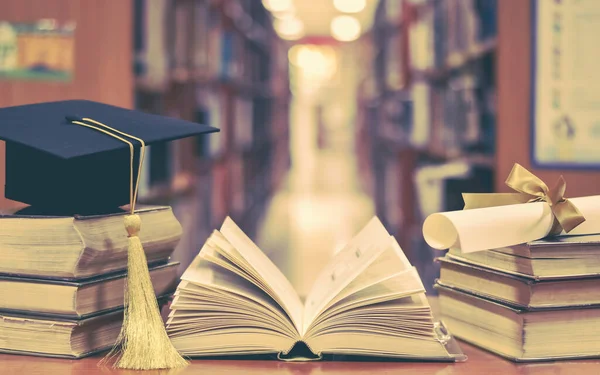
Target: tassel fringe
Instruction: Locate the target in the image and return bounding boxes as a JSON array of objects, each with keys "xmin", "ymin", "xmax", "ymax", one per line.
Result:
[{"xmin": 101, "ymin": 214, "xmax": 188, "ymax": 370}]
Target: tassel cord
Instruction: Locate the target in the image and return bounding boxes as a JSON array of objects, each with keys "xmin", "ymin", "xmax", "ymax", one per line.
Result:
[{"xmin": 70, "ymin": 117, "xmax": 188, "ymax": 369}]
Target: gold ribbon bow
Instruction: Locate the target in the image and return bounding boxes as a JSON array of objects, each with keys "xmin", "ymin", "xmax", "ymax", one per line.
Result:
[{"xmin": 462, "ymin": 163, "xmax": 585, "ymax": 235}]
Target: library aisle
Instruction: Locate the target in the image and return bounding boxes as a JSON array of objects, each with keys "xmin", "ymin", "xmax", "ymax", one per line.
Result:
[{"xmin": 255, "ymin": 95, "xmax": 375, "ymax": 297}]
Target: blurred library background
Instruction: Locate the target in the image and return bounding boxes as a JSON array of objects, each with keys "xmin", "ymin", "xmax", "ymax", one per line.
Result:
[{"xmin": 1, "ymin": 0, "xmax": 600, "ymax": 295}]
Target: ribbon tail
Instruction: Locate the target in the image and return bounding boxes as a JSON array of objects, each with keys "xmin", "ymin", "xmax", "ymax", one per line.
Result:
[
  {"xmin": 552, "ymin": 199, "xmax": 586, "ymax": 233},
  {"xmin": 462, "ymin": 193, "xmax": 530, "ymax": 210}
]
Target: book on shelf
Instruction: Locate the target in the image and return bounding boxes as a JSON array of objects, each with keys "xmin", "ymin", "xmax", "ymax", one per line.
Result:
[
  {"xmin": 408, "ymin": 10, "xmax": 434, "ymax": 71},
  {"xmin": 474, "ymin": 0, "xmax": 497, "ymax": 42},
  {"xmin": 436, "ymin": 283, "xmax": 600, "ymax": 362},
  {"xmin": 193, "ymin": 102, "xmax": 211, "ymax": 160},
  {"xmin": 194, "ymin": 87, "xmax": 225, "ymax": 159},
  {"xmin": 208, "ymin": 6, "xmax": 224, "ymax": 77},
  {"xmin": 432, "ymin": 0, "xmax": 448, "ymax": 69},
  {"xmin": 385, "ymin": 31, "xmax": 404, "ymax": 90},
  {"xmin": 437, "ymin": 257, "xmax": 600, "ymax": 309},
  {"xmin": 166, "ymin": 217, "xmax": 465, "ymax": 361},
  {"xmin": 0, "ymin": 297, "xmax": 170, "ymax": 359},
  {"xmin": 384, "ymin": 159, "xmax": 401, "ymax": 230},
  {"xmin": 411, "ymin": 82, "xmax": 431, "ymax": 147},
  {"xmin": 437, "ymin": 0, "xmax": 497, "ymax": 67},
  {"xmin": 134, "ymin": 0, "xmax": 170, "ymax": 91},
  {"xmin": 446, "ymin": 0, "xmax": 479, "ymax": 57},
  {"xmin": 446, "ymin": 233, "xmax": 600, "ymax": 279},
  {"xmin": 220, "ymin": 31, "xmax": 236, "ymax": 80},
  {"xmin": 192, "ymin": 0, "xmax": 211, "ymax": 73},
  {"xmin": 230, "ymin": 155, "xmax": 245, "ymax": 217},
  {"xmin": 384, "ymin": 0, "xmax": 403, "ymax": 25},
  {"xmin": 0, "ymin": 205, "xmax": 181, "ymax": 279},
  {"xmin": 234, "ymin": 95, "xmax": 254, "ymax": 150},
  {"xmin": 447, "ymin": 73, "xmax": 481, "ymax": 147},
  {"xmin": 171, "ymin": 0, "xmax": 194, "ymax": 77},
  {"xmin": 0, "ymin": 262, "xmax": 178, "ymax": 318}
]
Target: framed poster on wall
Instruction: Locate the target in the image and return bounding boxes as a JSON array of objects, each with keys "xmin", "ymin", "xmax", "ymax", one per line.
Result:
[
  {"xmin": 0, "ymin": 19, "xmax": 75, "ymax": 82},
  {"xmin": 531, "ymin": 0, "xmax": 600, "ymax": 168}
]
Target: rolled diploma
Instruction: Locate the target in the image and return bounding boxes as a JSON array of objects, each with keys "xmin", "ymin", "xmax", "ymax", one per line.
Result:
[{"xmin": 423, "ymin": 195, "xmax": 600, "ymax": 253}]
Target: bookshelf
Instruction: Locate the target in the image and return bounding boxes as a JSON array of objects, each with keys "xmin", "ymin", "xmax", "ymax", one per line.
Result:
[
  {"xmin": 133, "ymin": 0, "xmax": 291, "ymax": 269},
  {"xmin": 357, "ymin": 0, "xmax": 498, "ymax": 288}
]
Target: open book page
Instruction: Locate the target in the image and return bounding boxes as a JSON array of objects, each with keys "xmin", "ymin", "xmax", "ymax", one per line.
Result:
[
  {"xmin": 167, "ymin": 242, "xmax": 299, "ymax": 355},
  {"xmin": 302, "ymin": 217, "xmax": 394, "ymax": 333},
  {"xmin": 306, "ymin": 294, "xmax": 451, "ymax": 358},
  {"xmin": 219, "ymin": 217, "xmax": 304, "ymax": 334},
  {"xmin": 303, "ymin": 237, "xmax": 414, "ymax": 334},
  {"xmin": 305, "ymin": 268, "xmax": 427, "ymax": 338},
  {"xmin": 168, "ymin": 283, "xmax": 297, "ymax": 339},
  {"xmin": 174, "ymin": 247, "xmax": 298, "ymax": 337},
  {"xmin": 323, "ymin": 238, "xmax": 413, "ymax": 307},
  {"xmin": 298, "ymin": 218, "xmax": 451, "ymax": 358}
]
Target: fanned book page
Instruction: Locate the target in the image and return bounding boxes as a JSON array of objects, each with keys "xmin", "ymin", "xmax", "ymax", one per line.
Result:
[{"xmin": 167, "ymin": 217, "xmax": 465, "ymax": 361}]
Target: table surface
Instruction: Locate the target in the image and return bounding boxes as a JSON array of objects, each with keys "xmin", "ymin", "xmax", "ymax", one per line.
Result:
[
  {"xmin": 3, "ymin": 296, "xmax": 599, "ymax": 375},
  {"xmin": 2, "ymin": 341, "xmax": 599, "ymax": 375}
]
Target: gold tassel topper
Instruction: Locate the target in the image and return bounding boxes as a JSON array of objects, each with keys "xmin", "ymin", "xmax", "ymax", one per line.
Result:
[{"xmin": 69, "ymin": 117, "xmax": 187, "ymax": 370}]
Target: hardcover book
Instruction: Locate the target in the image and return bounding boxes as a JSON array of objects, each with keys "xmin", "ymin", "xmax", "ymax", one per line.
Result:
[
  {"xmin": 167, "ymin": 217, "xmax": 465, "ymax": 361},
  {"xmin": 0, "ymin": 297, "xmax": 170, "ymax": 359},
  {"xmin": 447, "ymin": 232, "xmax": 600, "ymax": 279},
  {"xmin": 0, "ymin": 206, "xmax": 181, "ymax": 279},
  {"xmin": 0, "ymin": 262, "xmax": 179, "ymax": 318},
  {"xmin": 437, "ymin": 256, "xmax": 600, "ymax": 309},
  {"xmin": 436, "ymin": 283, "xmax": 600, "ymax": 362}
]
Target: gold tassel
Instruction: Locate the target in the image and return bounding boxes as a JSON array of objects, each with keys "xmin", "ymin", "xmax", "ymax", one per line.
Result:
[
  {"xmin": 68, "ymin": 117, "xmax": 188, "ymax": 369},
  {"xmin": 105, "ymin": 214, "xmax": 188, "ymax": 370}
]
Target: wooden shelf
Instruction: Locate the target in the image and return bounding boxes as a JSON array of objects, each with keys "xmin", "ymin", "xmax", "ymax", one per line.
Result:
[
  {"xmin": 419, "ymin": 148, "xmax": 495, "ymax": 167},
  {"xmin": 136, "ymin": 72, "xmax": 272, "ymax": 97}
]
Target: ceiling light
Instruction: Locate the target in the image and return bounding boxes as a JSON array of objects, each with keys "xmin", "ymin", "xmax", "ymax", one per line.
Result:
[
  {"xmin": 274, "ymin": 18, "xmax": 304, "ymax": 40},
  {"xmin": 330, "ymin": 15, "xmax": 361, "ymax": 42},
  {"xmin": 333, "ymin": 0, "xmax": 366, "ymax": 13},
  {"xmin": 272, "ymin": 7, "xmax": 296, "ymax": 21},
  {"xmin": 262, "ymin": 0, "xmax": 293, "ymax": 13},
  {"xmin": 288, "ymin": 45, "xmax": 338, "ymax": 82}
]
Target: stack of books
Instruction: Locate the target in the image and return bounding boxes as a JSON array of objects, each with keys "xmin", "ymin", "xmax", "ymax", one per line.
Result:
[
  {"xmin": 435, "ymin": 234, "xmax": 600, "ymax": 361},
  {"xmin": 0, "ymin": 206, "xmax": 181, "ymax": 359}
]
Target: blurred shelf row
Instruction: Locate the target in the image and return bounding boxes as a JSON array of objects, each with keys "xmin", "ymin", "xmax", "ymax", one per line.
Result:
[
  {"xmin": 133, "ymin": 0, "xmax": 291, "ymax": 253},
  {"xmin": 356, "ymin": 0, "xmax": 497, "ymax": 282}
]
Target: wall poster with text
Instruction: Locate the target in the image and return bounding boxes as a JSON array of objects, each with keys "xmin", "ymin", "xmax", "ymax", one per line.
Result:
[{"xmin": 532, "ymin": 0, "xmax": 600, "ymax": 168}]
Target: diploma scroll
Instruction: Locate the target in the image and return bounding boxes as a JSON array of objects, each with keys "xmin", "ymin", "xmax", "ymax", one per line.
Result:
[{"xmin": 423, "ymin": 195, "xmax": 600, "ymax": 253}]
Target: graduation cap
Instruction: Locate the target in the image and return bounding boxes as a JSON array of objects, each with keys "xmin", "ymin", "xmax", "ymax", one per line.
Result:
[
  {"xmin": 0, "ymin": 100, "xmax": 218, "ymax": 370},
  {"xmin": 0, "ymin": 99, "xmax": 218, "ymax": 215}
]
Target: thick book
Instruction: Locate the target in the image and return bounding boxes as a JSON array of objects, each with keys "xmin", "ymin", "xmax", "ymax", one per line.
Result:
[
  {"xmin": 0, "ymin": 297, "xmax": 170, "ymax": 359},
  {"xmin": 166, "ymin": 217, "xmax": 465, "ymax": 361},
  {"xmin": 0, "ymin": 206, "xmax": 182, "ymax": 279},
  {"xmin": 0, "ymin": 262, "xmax": 179, "ymax": 318},
  {"xmin": 437, "ymin": 257, "xmax": 600, "ymax": 309},
  {"xmin": 493, "ymin": 233, "xmax": 600, "ymax": 258},
  {"xmin": 447, "ymin": 233, "xmax": 600, "ymax": 279},
  {"xmin": 436, "ymin": 283, "xmax": 600, "ymax": 362}
]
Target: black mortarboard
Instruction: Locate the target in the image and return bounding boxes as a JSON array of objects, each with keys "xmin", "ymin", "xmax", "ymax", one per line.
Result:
[{"xmin": 0, "ymin": 100, "xmax": 218, "ymax": 215}]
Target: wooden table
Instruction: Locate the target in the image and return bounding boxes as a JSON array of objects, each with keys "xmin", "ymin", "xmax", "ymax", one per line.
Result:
[
  {"xmin": 1, "ymin": 339, "xmax": 599, "ymax": 374},
  {"xmin": 2, "ymin": 298, "xmax": 599, "ymax": 374}
]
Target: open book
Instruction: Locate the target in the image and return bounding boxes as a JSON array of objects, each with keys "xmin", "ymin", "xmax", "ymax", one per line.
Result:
[{"xmin": 167, "ymin": 217, "xmax": 465, "ymax": 361}]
